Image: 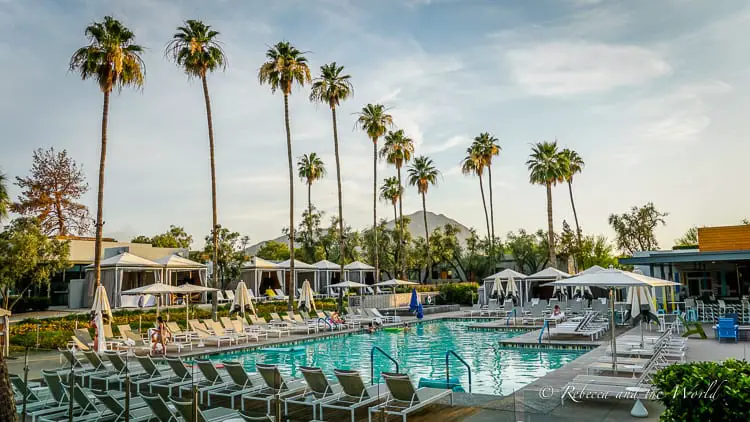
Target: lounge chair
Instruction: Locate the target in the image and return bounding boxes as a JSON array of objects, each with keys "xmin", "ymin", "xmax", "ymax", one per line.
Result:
[
  {"xmin": 131, "ymin": 355, "xmax": 175, "ymax": 394},
  {"xmin": 150, "ymin": 356, "xmax": 195, "ymax": 398},
  {"xmin": 102, "ymin": 324, "xmax": 127, "ymax": 350},
  {"xmin": 217, "ymin": 290, "xmax": 230, "ymax": 304},
  {"xmin": 249, "ymin": 315, "xmax": 289, "ymax": 337},
  {"xmin": 38, "ymin": 383, "xmax": 108, "ymax": 422},
  {"xmin": 284, "ymin": 366, "xmax": 342, "ymax": 419},
  {"xmin": 87, "ymin": 350, "xmax": 134, "ymax": 390},
  {"xmin": 189, "ymin": 320, "xmax": 232, "ymax": 347},
  {"xmin": 179, "ymin": 359, "xmax": 231, "ymax": 402},
  {"xmin": 141, "ymin": 393, "xmax": 184, "ymax": 422},
  {"xmin": 368, "ymin": 372, "xmax": 453, "ymax": 422},
  {"xmin": 92, "ymin": 391, "xmax": 152, "ymax": 422},
  {"xmin": 274, "ymin": 289, "xmax": 289, "ymax": 300},
  {"xmin": 320, "ymin": 369, "xmax": 388, "ymax": 422},
  {"xmin": 207, "ymin": 361, "xmax": 265, "ymax": 409},
  {"xmin": 205, "ymin": 319, "xmax": 247, "ymax": 344},
  {"xmin": 290, "ymin": 314, "xmax": 318, "ymax": 333},
  {"xmin": 23, "ymin": 370, "xmax": 72, "ymax": 422},
  {"xmin": 11, "ymin": 374, "xmax": 50, "ymax": 413},
  {"xmin": 172, "ymin": 396, "xmax": 243, "ymax": 421},
  {"xmin": 369, "ymin": 308, "xmax": 399, "ymax": 323},
  {"xmin": 73, "ymin": 329, "xmax": 95, "ymax": 349},
  {"xmin": 234, "ymin": 316, "xmax": 266, "ymax": 340},
  {"xmin": 225, "ymin": 290, "xmax": 236, "ymax": 302},
  {"xmin": 166, "ymin": 321, "xmax": 195, "ymax": 343},
  {"xmin": 243, "ymin": 364, "xmax": 306, "ymax": 415}
]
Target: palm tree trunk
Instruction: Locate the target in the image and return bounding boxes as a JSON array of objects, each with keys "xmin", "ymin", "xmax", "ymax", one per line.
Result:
[
  {"xmin": 393, "ymin": 202, "xmax": 398, "ymax": 277},
  {"xmin": 372, "ymin": 141, "xmax": 379, "ymax": 283},
  {"xmin": 332, "ymin": 107, "xmax": 345, "ymax": 283},
  {"xmin": 478, "ymin": 174, "xmax": 491, "ymax": 250},
  {"xmin": 396, "ymin": 166, "xmax": 405, "ymax": 279},
  {"xmin": 283, "ymin": 93, "xmax": 295, "ymax": 311},
  {"xmin": 568, "ymin": 180, "xmax": 582, "ymax": 272},
  {"xmin": 487, "ymin": 165, "xmax": 496, "ymax": 253},
  {"xmin": 201, "ymin": 75, "xmax": 220, "ymax": 318},
  {"xmin": 0, "ymin": 354, "xmax": 16, "ymax": 422},
  {"xmin": 93, "ymin": 90, "xmax": 110, "ymax": 289},
  {"xmin": 422, "ymin": 191, "xmax": 430, "ymax": 283},
  {"xmin": 546, "ymin": 182, "xmax": 556, "ymax": 267}
]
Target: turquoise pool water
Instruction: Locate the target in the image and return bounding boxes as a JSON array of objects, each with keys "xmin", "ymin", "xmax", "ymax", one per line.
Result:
[{"xmin": 204, "ymin": 320, "xmax": 585, "ymax": 396}]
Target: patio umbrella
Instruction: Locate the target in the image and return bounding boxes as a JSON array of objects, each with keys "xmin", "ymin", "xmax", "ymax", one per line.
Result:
[
  {"xmin": 177, "ymin": 283, "xmax": 218, "ymax": 328},
  {"xmin": 328, "ymin": 280, "xmax": 368, "ymax": 312},
  {"xmin": 506, "ymin": 275, "xmax": 519, "ymax": 306},
  {"xmin": 492, "ymin": 276, "xmax": 506, "ymax": 302},
  {"xmin": 122, "ymin": 283, "xmax": 181, "ymax": 318},
  {"xmin": 542, "ymin": 268, "xmax": 678, "ymax": 373},
  {"xmin": 627, "ymin": 285, "xmax": 658, "ymax": 346},
  {"xmin": 231, "ymin": 281, "xmax": 256, "ymax": 317},
  {"xmin": 374, "ymin": 279, "xmax": 418, "ymax": 317},
  {"xmin": 90, "ymin": 285, "xmax": 113, "ymax": 353},
  {"xmin": 297, "ymin": 279, "xmax": 317, "ymax": 312},
  {"xmin": 409, "ymin": 288, "xmax": 419, "ymax": 312}
]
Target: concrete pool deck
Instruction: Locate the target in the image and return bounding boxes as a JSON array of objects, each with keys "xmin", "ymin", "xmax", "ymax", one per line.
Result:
[{"xmin": 8, "ymin": 309, "xmax": 749, "ymax": 421}]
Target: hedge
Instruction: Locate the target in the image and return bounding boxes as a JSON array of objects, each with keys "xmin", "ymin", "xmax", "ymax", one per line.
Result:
[
  {"xmin": 651, "ymin": 359, "xmax": 750, "ymax": 421},
  {"xmin": 435, "ymin": 282, "xmax": 478, "ymax": 306}
]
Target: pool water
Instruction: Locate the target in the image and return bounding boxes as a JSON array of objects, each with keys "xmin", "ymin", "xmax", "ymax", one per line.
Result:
[{"xmin": 204, "ymin": 320, "xmax": 585, "ymax": 396}]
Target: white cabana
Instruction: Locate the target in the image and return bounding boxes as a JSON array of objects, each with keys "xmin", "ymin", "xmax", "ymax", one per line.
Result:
[
  {"xmin": 313, "ymin": 259, "xmax": 345, "ymax": 294},
  {"xmin": 277, "ymin": 259, "xmax": 318, "ymax": 296},
  {"xmin": 483, "ymin": 268, "xmax": 527, "ymax": 281},
  {"xmin": 523, "ymin": 267, "xmax": 572, "ymax": 305},
  {"xmin": 344, "ymin": 261, "xmax": 376, "ymax": 285},
  {"xmin": 577, "ymin": 265, "xmax": 606, "ymax": 275},
  {"xmin": 155, "ymin": 254, "xmax": 207, "ymax": 287},
  {"xmin": 85, "ymin": 252, "xmax": 163, "ymax": 308},
  {"xmin": 240, "ymin": 257, "xmax": 283, "ymax": 297}
]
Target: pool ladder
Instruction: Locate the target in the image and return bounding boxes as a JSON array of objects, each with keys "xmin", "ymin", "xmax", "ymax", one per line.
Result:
[
  {"xmin": 506, "ymin": 308, "xmax": 517, "ymax": 326},
  {"xmin": 446, "ymin": 350, "xmax": 472, "ymax": 393},
  {"xmin": 370, "ymin": 346, "xmax": 399, "ymax": 385},
  {"xmin": 538, "ymin": 320, "xmax": 549, "ymax": 344}
]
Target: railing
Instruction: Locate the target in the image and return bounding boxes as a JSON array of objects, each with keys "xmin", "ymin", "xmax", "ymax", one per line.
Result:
[
  {"xmin": 445, "ymin": 350, "xmax": 472, "ymax": 393},
  {"xmin": 506, "ymin": 308, "xmax": 517, "ymax": 326},
  {"xmin": 371, "ymin": 346, "xmax": 399, "ymax": 385},
  {"xmin": 538, "ymin": 319, "xmax": 549, "ymax": 344},
  {"xmin": 318, "ymin": 318, "xmax": 333, "ymax": 330}
]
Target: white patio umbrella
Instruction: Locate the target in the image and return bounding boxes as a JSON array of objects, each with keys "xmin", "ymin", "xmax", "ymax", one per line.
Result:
[
  {"xmin": 297, "ymin": 279, "xmax": 317, "ymax": 312},
  {"xmin": 627, "ymin": 285, "xmax": 657, "ymax": 346},
  {"xmin": 122, "ymin": 283, "xmax": 181, "ymax": 318},
  {"xmin": 232, "ymin": 281, "xmax": 256, "ymax": 317},
  {"xmin": 491, "ymin": 276, "xmax": 505, "ymax": 298},
  {"xmin": 542, "ymin": 268, "xmax": 678, "ymax": 373},
  {"xmin": 177, "ymin": 283, "xmax": 218, "ymax": 328},
  {"xmin": 506, "ymin": 275, "xmax": 519, "ymax": 303},
  {"xmin": 91, "ymin": 285, "xmax": 113, "ymax": 353},
  {"xmin": 374, "ymin": 279, "xmax": 418, "ymax": 316}
]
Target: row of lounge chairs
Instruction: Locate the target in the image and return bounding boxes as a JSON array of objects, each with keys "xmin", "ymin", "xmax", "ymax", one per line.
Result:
[
  {"xmin": 15, "ymin": 351, "xmax": 453, "ymax": 422},
  {"xmin": 548, "ymin": 311, "xmax": 610, "ymax": 340}
]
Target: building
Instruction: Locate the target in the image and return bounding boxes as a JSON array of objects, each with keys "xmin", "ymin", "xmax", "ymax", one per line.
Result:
[{"xmin": 619, "ymin": 225, "xmax": 750, "ymax": 308}]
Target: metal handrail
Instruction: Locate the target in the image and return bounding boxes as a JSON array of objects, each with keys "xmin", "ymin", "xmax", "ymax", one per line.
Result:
[
  {"xmin": 538, "ymin": 319, "xmax": 549, "ymax": 344},
  {"xmin": 506, "ymin": 308, "xmax": 517, "ymax": 326},
  {"xmin": 318, "ymin": 318, "xmax": 333, "ymax": 330},
  {"xmin": 371, "ymin": 346, "xmax": 399, "ymax": 385},
  {"xmin": 445, "ymin": 350, "xmax": 472, "ymax": 393}
]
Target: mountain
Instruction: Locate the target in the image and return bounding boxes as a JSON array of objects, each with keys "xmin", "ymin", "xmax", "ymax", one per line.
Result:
[{"xmin": 244, "ymin": 210, "xmax": 473, "ymax": 256}]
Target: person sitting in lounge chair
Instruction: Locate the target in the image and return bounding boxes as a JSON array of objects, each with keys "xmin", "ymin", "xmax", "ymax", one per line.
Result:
[
  {"xmin": 551, "ymin": 305, "xmax": 566, "ymax": 322},
  {"xmin": 329, "ymin": 311, "xmax": 345, "ymax": 324}
]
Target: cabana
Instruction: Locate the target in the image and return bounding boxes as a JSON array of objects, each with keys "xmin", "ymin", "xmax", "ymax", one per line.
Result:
[
  {"xmin": 240, "ymin": 257, "xmax": 283, "ymax": 297},
  {"xmin": 313, "ymin": 259, "xmax": 345, "ymax": 294},
  {"xmin": 278, "ymin": 259, "xmax": 318, "ymax": 296},
  {"xmin": 345, "ymin": 261, "xmax": 376, "ymax": 285},
  {"xmin": 154, "ymin": 254, "xmax": 208, "ymax": 305},
  {"xmin": 84, "ymin": 252, "xmax": 163, "ymax": 308},
  {"xmin": 483, "ymin": 269, "xmax": 526, "ymax": 298},
  {"xmin": 522, "ymin": 267, "xmax": 571, "ymax": 305}
]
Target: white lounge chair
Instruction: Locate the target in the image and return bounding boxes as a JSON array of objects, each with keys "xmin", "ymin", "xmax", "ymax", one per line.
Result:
[{"xmin": 368, "ymin": 372, "xmax": 453, "ymax": 422}]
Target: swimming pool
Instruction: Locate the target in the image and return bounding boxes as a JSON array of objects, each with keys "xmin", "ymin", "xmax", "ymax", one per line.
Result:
[{"xmin": 204, "ymin": 319, "xmax": 585, "ymax": 396}]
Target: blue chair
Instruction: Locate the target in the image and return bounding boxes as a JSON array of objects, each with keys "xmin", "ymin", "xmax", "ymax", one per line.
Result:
[{"xmin": 715, "ymin": 317, "xmax": 739, "ymax": 343}]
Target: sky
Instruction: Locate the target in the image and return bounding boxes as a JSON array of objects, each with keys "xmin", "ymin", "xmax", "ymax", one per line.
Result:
[{"xmin": 1, "ymin": 0, "xmax": 749, "ymax": 251}]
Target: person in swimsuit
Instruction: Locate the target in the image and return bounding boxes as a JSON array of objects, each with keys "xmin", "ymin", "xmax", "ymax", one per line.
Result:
[{"xmin": 152, "ymin": 316, "xmax": 170, "ymax": 355}]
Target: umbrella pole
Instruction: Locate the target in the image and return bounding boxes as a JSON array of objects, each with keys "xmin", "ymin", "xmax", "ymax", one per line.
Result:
[{"xmin": 610, "ymin": 288, "xmax": 617, "ymax": 375}]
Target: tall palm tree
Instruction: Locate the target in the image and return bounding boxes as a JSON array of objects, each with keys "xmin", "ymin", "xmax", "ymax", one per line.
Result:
[
  {"xmin": 461, "ymin": 145, "xmax": 490, "ymax": 246},
  {"xmin": 559, "ymin": 148, "xmax": 585, "ymax": 270},
  {"xmin": 474, "ymin": 133, "xmax": 501, "ymax": 249},
  {"xmin": 259, "ymin": 42, "xmax": 311, "ymax": 310},
  {"xmin": 380, "ymin": 129, "xmax": 414, "ymax": 279},
  {"xmin": 380, "ymin": 176, "xmax": 403, "ymax": 275},
  {"xmin": 310, "ymin": 62, "xmax": 352, "ymax": 283},
  {"xmin": 407, "ymin": 156, "xmax": 440, "ymax": 283},
  {"xmin": 526, "ymin": 141, "xmax": 565, "ymax": 267},
  {"xmin": 166, "ymin": 20, "xmax": 225, "ymax": 316},
  {"xmin": 0, "ymin": 172, "xmax": 9, "ymax": 221},
  {"xmin": 70, "ymin": 16, "xmax": 144, "ymax": 289},
  {"xmin": 297, "ymin": 152, "xmax": 326, "ymax": 230},
  {"xmin": 356, "ymin": 104, "xmax": 393, "ymax": 279}
]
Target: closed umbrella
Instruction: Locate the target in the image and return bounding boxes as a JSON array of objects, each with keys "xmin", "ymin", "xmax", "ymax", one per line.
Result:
[
  {"xmin": 90, "ymin": 285, "xmax": 113, "ymax": 353},
  {"xmin": 627, "ymin": 285, "xmax": 657, "ymax": 346},
  {"xmin": 506, "ymin": 275, "xmax": 519, "ymax": 305},
  {"xmin": 231, "ymin": 281, "xmax": 256, "ymax": 317},
  {"xmin": 297, "ymin": 279, "xmax": 317, "ymax": 312},
  {"xmin": 409, "ymin": 288, "xmax": 419, "ymax": 312}
]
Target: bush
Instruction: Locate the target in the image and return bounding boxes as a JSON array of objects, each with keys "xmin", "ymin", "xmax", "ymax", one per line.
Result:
[
  {"xmin": 435, "ymin": 282, "xmax": 478, "ymax": 305},
  {"xmin": 651, "ymin": 359, "xmax": 750, "ymax": 421}
]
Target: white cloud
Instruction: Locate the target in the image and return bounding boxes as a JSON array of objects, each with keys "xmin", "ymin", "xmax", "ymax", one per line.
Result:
[
  {"xmin": 421, "ymin": 135, "xmax": 466, "ymax": 154},
  {"xmin": 506, "ymin": 42, "xmax": 671, "ymax": 96}
]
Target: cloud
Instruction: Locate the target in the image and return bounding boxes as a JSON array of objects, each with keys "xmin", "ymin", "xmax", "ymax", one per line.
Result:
[
  {"xmin": 506, "ymin": 42, "xmax": 671, "ymax": 96},
  {"xmin": 421, "ymin": 135, "xmax": 466, "ymax": 154}
]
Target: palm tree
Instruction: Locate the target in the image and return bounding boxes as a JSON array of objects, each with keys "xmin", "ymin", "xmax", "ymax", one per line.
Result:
[
  {"xmin": 461, "ymin": 145, "xmax": 491, "ymax": 246},
  {"xmin": 526, "ymin": 141, "xmax": 565, "ymax": 267},
  {"xmin": 379, "ymin": 129, "xmax": 414, "ymax": 279},
  {"xmin": 0, "ymin": 172, "xmax": 9, "ymax": 221},
  {"xmin": 70, "ymin": 16, "xmax": 144, "ymax": 289},
  {"xmin": 297, "ymin": 152, "xmax": 326, "ymax": 228},
  {"xmin": 259, "ymin": 42, "xmax": 311, "ymax": 310},
  {"xmin": 380, "ymin": 176, "xmax": 403, "ymax": 275},
  {"xmin": 166, "ymin": 20, "xmax": 225, "ymax": 317},
  {"xmin": 559, "ymin": 148, "xmax": 585, "ymax": 267},
  {"xmin": 407, "ymin": 156, "xmax": 440, "ymax": 282},
  {"xmin": 474, "ymin": 133, "xmax": 501, "ymax": 249},
  {"xmin": 309, "ymin": 62, "xmax": 352, "ymax": 283},
  {"xmin": 355, "ymin": 104, "xmax": 393, "ymax": 279}
]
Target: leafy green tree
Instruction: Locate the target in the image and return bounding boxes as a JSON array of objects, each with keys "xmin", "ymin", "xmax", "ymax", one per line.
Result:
[
  {"xmin": 429, "ymin": 225, "xmax": 465, "ymax": 281},
  {"xmin": 0, "ymin": 218, "xmax": 70, "ymax": 310},
  {"xmin": 199, "ymin": 227, "xmax": 247, "ymax": 290},
  {"xmin": 608, "ymin": 202, "xmax": 668, "ymax": 253},
  {"xmin": 69, "ymin": 16, "xmax": 145, "ymax": 289},
  {"xmin": 131, "ymin": 225, "xmax": 193, "ymax": 249},
  {"xmin": 461, "ymin": 144, "xmax": 491, "ymax": 252},
  {"xmin": 287, "ymin": 206, "xmax": 324, "ymax": 263},
  {"xmin": 362, "ymin": 220, "xmax": 396, "ymax": 279},
  {"xmin": 506, "ymin": 229, "xmax": 549, "ymax": 274},
  {"xmin": 526, "ymin": 141, "xmax": 565, "ymax": 267},
  {"xmin": 297, "ymin": 152, "xmax": 326, "ymax": 256},
  {"xmin": 0, "ymin": 172, "xmax": 9, "ymax": 222},
  {"xmin": 675, "ymin": 227, "xmax": 698, "ymax": 247},
  {"xmin": 557, "ymin": 220, "xmax": 577, "ymax": 270},
  {"xmin": 357, "ymin": 104, "xmax": 394, "ymax": 280},
  {"xmin": 474, "ymin": 133, "xmax": 501, "ymax": 250},
  {"xmin": 259, "ymin": 41, "xmax": 311, "ymax": 310},
  {"xmin": 407, "ymin": 156, "xmax": 440, "ymax": 282},
  {"xmin": 12, "ymin": 148, "xmax": 91, "ymax": 236},
  {"xmin": 578, "ymin": 235, "xmax": 618, "ymax": 269},
  {"xmin": 256, "ymin": 241, "xmax": 291, "ymax": 261},
  {"xmin": 310, "ymin": 62, "xmax": 352, "ymax": 281}
]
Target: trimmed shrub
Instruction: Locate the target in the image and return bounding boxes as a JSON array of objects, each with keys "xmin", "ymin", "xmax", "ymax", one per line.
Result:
[
  {"xmin": 435, "ymin": 282, "xmax": 478, "ymax": 305},
  {"xmin": 651, "ymin": 359, "xmax": 750, "ymax": 421}
]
